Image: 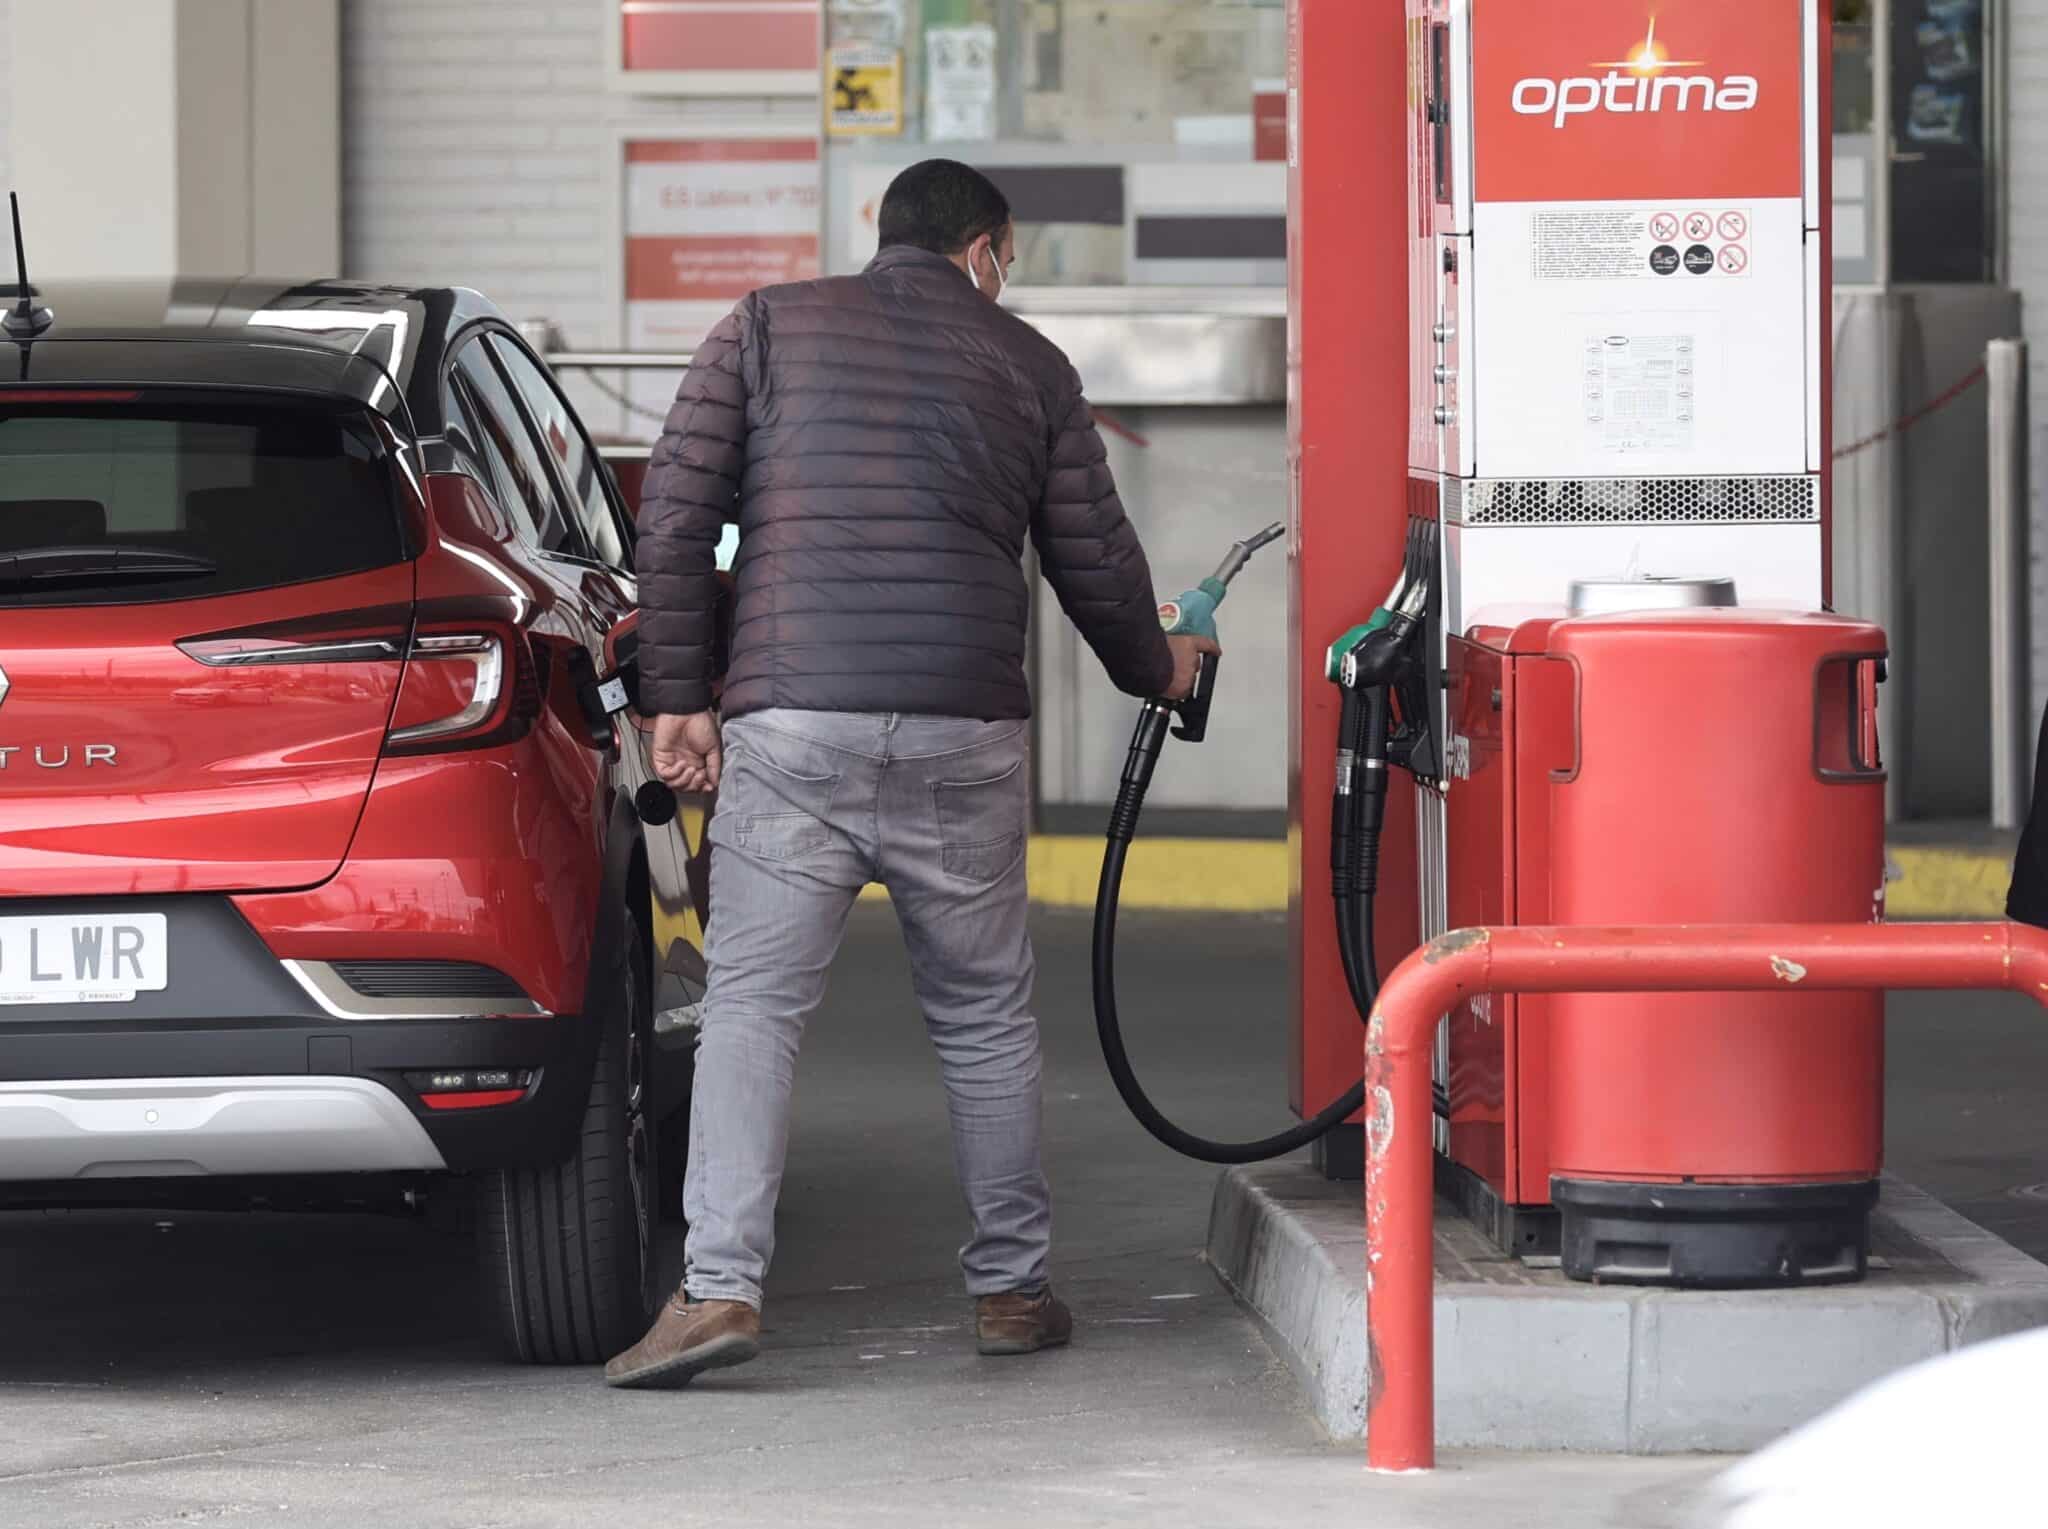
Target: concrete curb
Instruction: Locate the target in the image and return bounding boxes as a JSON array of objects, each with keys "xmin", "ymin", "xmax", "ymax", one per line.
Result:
[
  {"xmin": 1206, "ymin": 1165, "xmax": 2048, "ymax": 1453},
  {"xmin": 1204, "ymin": 1162, "xmax": 1368, "ymax": 1437}
]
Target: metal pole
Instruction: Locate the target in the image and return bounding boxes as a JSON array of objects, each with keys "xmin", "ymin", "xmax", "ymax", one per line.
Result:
[
  {"xmin": 1987, "ymin": 338, "xmax": 2031, "ymax": 828},
  {"xmin": 543, "ymin": 350, "xmax": 696, "ymax": 370},
  {"xmin": 1363, "ymin": 920, "xmax": 2048, "ymax": 1475}
]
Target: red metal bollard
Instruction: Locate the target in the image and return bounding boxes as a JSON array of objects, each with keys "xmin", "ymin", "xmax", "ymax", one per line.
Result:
[{"xmin": 1362, "ymin": 921, "xmax": 2048, "ymax": 1475}]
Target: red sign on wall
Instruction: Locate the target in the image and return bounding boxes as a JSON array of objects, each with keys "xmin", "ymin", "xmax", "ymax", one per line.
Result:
[
  {"xmin": 1472, "ymin": 0, "xmax": 1806, "ymax": 204},
  {"xmin": 624, "ymin": 138, "xmax": 821, "ymax": 349},
  {"xmin": 1254, "ymin": 83, "xmax": 1289, "ymax": 163},
  {"xmin": 619, "ymin": 0, "xmax": 822, "ymax": 85}
]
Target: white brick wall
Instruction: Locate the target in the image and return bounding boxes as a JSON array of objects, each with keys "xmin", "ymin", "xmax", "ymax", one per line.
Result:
[
  {"xmin": 2011, "ymin": 3, "xmax": 2048, "ymax": 719},
  {"xmin": 0, "ymin": 0, "xmax": 14, "ymax": 195},
  {"xmin": 344, "ymin": 0, "xmax": 615, "ymax": 347},
  {"xmin": 343, "ymin": 0, "xmax": 806, "ymax": 353}
]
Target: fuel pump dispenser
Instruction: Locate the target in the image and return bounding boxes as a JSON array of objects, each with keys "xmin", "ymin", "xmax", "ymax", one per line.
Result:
[
  {"xmin": 1097, "ymin": 0, "xmax": 1875, "ymax": 1293},
  {"xmin": 1103, "ymin": 0, "xmax": 1881, "ymax": 1290},
  {"xmin": 1399, "ymin": 0, "xmax": 1883, "ymax": 1285}
]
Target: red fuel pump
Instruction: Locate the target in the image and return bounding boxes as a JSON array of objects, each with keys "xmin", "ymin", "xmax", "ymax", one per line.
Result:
[
  {"xmin": 1421, "ymin": 0, "xmax": 1855, "ymax": 1282},
  {"xmin": 1288, "ymin": 0, "xmax": 1873, "ymax": 1286}
]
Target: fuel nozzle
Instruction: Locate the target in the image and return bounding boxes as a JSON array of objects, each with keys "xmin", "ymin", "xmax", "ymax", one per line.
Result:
[
  {"xmin": 1162, "ymin": 520, "xmax": 1285, "ymax": 642},
  {"xmin": 1209, "ymin": 521, "xmax": 1287, "ymax": 590},
  {"xmin": 1327, "ymin": 517, "xmax": 1440, "ymax": 898},
  {"xmin": 1328, "ymin": 517, "xmax": 1436, "ymax": 693},
  {"xmin": 1324, "ymin": 519, "xmax": 1434, "ymax": 684},
  {"xmin": 1157, "ymin": 520, "xmax": 1287, "ymax": 745}
]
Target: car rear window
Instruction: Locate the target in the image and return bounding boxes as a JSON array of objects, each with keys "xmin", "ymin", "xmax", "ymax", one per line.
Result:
[{"xmin": 0, "ymin": 394, "xmax": 405, "ymax": 606}]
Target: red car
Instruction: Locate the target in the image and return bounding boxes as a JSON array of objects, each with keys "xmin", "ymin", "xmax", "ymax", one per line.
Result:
[{"xmin": 0, "ymin": 277, "xmax": 708, "ymax": 1364}]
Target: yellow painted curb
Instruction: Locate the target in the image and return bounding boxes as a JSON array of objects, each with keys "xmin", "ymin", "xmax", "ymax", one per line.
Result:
[
  {"xmin": 859, "ymin": 835, "xmax": 1291, "ymax": 913},
  {"xmin": 1027, "ymin": 834, "xmax": 1290, "ymax": 912},
  {"xmin": 857, "ymin": 836, "xmax": 2019, "ymax": 920},
  {"xmin": 1887, "ymin": 845, "xmax": 2012, "ymax": 921}
]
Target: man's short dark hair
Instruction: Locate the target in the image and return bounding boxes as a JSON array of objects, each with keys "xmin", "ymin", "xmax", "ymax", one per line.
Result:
[{"xmin": 877, "ymin": 160, "xmax": 1011, "ymax": 256}]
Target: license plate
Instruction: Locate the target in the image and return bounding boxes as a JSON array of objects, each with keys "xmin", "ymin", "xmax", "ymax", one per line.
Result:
[{"xmin": 0, "ymin": 914, "xmax": 169, "ymax": 1004}]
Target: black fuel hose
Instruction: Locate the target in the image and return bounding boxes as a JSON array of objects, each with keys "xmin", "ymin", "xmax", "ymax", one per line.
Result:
[
  {"xmin": 1092, "ymin": 691, "xmax": 1387, "ymax": 1164},
  {"xmin": 1330, "ymin": 686, "xmax": 1388, "ymax": 1020}
]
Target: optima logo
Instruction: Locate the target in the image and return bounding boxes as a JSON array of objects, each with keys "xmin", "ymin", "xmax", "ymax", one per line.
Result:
[{"xmin": 1512, "ymin": 16, "xmax": 1758, "ymax": 130}]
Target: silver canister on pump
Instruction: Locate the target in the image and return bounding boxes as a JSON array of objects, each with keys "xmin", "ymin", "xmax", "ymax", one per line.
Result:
[{"xmin": 1567, "ymin": 577, "xmax": 1738, "ymax": 617}]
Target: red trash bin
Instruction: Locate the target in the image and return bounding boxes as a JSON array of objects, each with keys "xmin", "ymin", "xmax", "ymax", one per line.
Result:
[{"xmin": 1544, "ymin": 609, "xmax": 1888, "ymax": 1286}]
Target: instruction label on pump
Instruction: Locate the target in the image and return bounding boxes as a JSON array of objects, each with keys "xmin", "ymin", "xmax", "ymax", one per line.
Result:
[
  {"xmin": 1582, "ymin": 334, "xmax": 1696, "ymax": 455},
  {"xmin": 1534, "ymin": 209, "xmax": 1751, "ymax": 282}
]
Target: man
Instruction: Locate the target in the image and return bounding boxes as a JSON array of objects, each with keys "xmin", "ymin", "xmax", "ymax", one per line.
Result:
[
  {"xmin": 607, "ymin": 159, "xmax": 1216, "ymax": 1389},
  {"xmin": 2009, "ymin": 699, "xmax": 2048, "ymax": 926}
]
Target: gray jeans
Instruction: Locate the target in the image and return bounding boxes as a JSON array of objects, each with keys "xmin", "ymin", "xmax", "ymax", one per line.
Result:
[{"xmin": 682, "ymin": 709, "xmax": 1046, "ymax": 1309}]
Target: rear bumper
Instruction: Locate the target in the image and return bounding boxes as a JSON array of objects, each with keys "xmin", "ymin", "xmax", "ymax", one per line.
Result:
[
  {"xmin": 0, "ymin": 1013, "xmax": 597, "ymax": 1175},
  {"xmin": 0, "ymin": 1075, "xmax": 446, "ymax": 1179}
]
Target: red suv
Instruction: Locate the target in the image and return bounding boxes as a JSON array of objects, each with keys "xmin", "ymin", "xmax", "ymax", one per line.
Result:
[{"xmin": 0, "ymin": 278, "xmax": 707, "ymax": 1364}]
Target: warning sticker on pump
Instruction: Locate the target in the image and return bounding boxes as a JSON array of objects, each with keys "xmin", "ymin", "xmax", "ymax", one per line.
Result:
[
  {"xmin": 1582, "ymin": 335, "xmax": 1695, "ymax": 455},
  {"xmin": 1534, "ymin": 209, "xmax": 1752, "ymax": 281}
]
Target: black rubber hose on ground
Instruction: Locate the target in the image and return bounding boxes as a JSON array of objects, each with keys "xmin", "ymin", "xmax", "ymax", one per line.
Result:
[{"xmin": 1091, "ymin": 696, "xmax": 1383, "ymax": 1165}]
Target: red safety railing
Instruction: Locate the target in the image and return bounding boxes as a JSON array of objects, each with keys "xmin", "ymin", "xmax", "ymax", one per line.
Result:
[{"xmin": 1363, "ymin": 920, "xmax": 2048, "ymax": 1474}]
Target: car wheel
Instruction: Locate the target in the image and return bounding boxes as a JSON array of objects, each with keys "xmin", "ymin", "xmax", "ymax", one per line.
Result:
[{"xmin": 477, "ymin": 910, "xmax": 658, "ymax": 1364}]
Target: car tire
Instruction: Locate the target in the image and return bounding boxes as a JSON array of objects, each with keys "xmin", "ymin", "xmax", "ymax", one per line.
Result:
[{"xmin": 477, "ymin": 910, "xmax": 659, "ymax": 1364}]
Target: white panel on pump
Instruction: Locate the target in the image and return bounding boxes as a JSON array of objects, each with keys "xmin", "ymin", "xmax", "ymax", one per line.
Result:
[
  {"xmin": 1425, "ymin": 0, "xmax": 1825, "ymax": 618},
  {"xmin": 1445, "ymin": 521, "xmax": 1825, "ymax": 640},
  {"xmin": 1470, "ymin": 198, "xmax": 1807, "ymax": 479}
]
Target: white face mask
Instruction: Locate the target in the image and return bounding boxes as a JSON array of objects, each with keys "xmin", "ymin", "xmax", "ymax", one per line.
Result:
[{"xmin": 978, "ymin": 238, "xmax": 1008, "ymax": 301}]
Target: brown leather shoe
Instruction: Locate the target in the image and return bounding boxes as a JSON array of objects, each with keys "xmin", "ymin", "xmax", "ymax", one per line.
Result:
[
  {"xmin": 976, "ymin": 1287, "xmax": 1073, "ymax": 1356},
  {"xmin": 604, "ymin": 1296, "xmax": 760, "ymax": 1389}
]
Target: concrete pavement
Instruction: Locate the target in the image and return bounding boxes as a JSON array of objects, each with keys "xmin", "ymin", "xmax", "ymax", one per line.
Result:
[{"xmin": 0, "ymin": 905, "xmax": 2039, "ymax": 1524}]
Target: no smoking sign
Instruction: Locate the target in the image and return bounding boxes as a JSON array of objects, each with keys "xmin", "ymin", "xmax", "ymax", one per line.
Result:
[{"xmin": 1718, "ymin": 244, "xmax": 1749, "ymax": 275}]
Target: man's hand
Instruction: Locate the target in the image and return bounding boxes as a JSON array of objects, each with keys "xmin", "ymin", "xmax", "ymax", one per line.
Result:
[
  {"xmin": 651, "ymin": 711, "xmax": 723, "ymax": 793},
  {"xmin": 1163, "ymin": 633, "xmax": 1222, "ymax": 702}
]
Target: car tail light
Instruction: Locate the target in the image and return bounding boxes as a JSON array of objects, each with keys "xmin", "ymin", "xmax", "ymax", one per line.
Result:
[
  {"xmin": 178, "ymin": 634, "xmax": 408, "ymax": 667},
  {"xmin": 388, "ymin": 635, "xmax": 502, "ymax": 744},
  {"xmin": 176, "ymin": 607, "xmax": 413, "ymax": 668},
  {"xmin": 383, "ymin": 629, "xmax": 541, "ymax": 756},
  {"xmin": 0, "ymin": 389, "xmax": 143, "ymax": 405}
]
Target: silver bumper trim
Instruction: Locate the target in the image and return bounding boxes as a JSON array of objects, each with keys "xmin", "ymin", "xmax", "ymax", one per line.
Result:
[
  {"xmin": 0, "ymin": 1076, "xmax": 447, "ymax": 1180},
  {"xmin": 281, "ymin": 960, "xmax": 550, "ymax": 1021}
]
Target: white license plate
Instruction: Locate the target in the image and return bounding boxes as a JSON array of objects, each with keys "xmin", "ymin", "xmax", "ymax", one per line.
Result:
[{"xmin": 0, "ymin": 914, "xmax": 169, "ymax": 1004}]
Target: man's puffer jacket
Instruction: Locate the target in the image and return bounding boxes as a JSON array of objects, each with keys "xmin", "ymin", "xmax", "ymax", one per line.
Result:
[{"xmin": 634, "ymin": 243, "xmax": 1175, "ymax": 721}]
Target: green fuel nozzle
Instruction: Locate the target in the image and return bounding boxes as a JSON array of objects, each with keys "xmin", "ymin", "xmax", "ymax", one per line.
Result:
[
  {"xmin": 1153, "ymin": 521, "xmax": 1286, "ymax": 746},
  {"xmin": 1326, "ymin": 516, "xmax": 1439, "ymax": 689},
  {"xmin": 1325, "ymin": 610, "xmax": 1396, "ymax": 683},
  {"xmin": 1159, "ymin": 521, "xmax": 1286, "ymax": 642}
]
